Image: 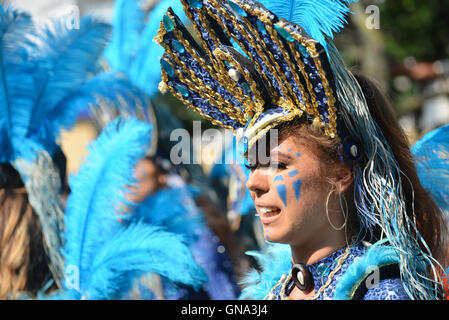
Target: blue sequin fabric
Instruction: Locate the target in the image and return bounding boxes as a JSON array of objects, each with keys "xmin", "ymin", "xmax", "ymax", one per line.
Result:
[{"xmin": 269, "ymin": 244, "xmax": 409, "ymax": 300}]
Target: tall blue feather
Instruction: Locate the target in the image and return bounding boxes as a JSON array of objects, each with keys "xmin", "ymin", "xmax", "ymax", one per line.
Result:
[
  {"xmin": 0, "ymin": 5, "xmax": 113, "ymax": 288},
  {"xmin": 257, "ymin": 0, "xmax": 357, "ymax": 47},
  {"xmin": 64, "ymin": 71, "xmax": 149, "ymax": 114},
  {"xmin": 0, "ymin": 5, "xmax": 37, "ymax": 161},
  {"xmin": 411, "ymin": 124, "xmax": 449, "ymax": 215},
  {"xmin": 105, "ymin": 0, "xmax": 188, "ymax": 96},
  {"xmin": 103, "ymin": 0, "xmax": 146, "ymax": 71},
  {"xmin": 0, "ymin": 8, "xmax": 111, "ymax": 163},
  {"xmin": 131, "ymin": 185, "xmax": 206, "ymax": 244},
  {"xmin": 85, "ymin": 222, "xmax": 207, "ymax": 299},
  {"xmin": 25, "ymin": 16, "xmax": 111, "ymax": 157},
  {"xmin": 63, "ymin": 117, "xmax": 152, "ymax": 296}
]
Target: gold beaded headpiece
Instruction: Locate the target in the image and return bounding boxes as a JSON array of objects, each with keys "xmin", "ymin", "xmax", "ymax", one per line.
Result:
[{"xmin": 156, "ymin": 0, "xmax": 354, "ymax": 154}]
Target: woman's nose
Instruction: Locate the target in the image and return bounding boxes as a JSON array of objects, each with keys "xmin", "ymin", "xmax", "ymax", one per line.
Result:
[{"xmin": 246, "ymin": 168, "xmax": 270, "ymax": 197}]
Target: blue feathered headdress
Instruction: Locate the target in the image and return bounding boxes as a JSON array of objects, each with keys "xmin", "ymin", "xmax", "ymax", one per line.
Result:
[
  {"xmin": 411, "ymin": 123, "xmax": 449, "ymax": 216},
  {"xmin": 67, "ymin": 69, "xmax": 159, "ymax": 158},
  {"xmin": 0, "ymin": 7, "xmax": 110, "ymax": 163},
  {"xmin": 104, "ymin": 0, "xmax": 188, "ymax": 97},
  {"xmin": 257, "ymin": 0, "xmax": 357, "ymax": 48},
  {"xmin": 131, "ymin": 184, "xmax": 206, "ymax": 244},
  {"xmin": 88, "ymin": 0, "xmax": 191, "ymax": 156},
  {"xmin": 58, "ymin": 117, "xmax": 206, "ymax": 299},
  {"xmin": 0, "ymin": 4, "xmax": 112, "ymax": 286}
]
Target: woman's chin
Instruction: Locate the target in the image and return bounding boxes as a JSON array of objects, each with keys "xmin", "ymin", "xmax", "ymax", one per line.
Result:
[{"xmin": 263, "ymin": 230, "xmax": 289, "ymax": 244}]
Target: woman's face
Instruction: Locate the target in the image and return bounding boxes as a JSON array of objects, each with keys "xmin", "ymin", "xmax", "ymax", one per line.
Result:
[
  {"xmin": 128, "ymin": 159, "xmax": 167, "ymax": 204},
  {"xmin": 246, "ymin": 133, "xmax": 337, "ymax": 247}
]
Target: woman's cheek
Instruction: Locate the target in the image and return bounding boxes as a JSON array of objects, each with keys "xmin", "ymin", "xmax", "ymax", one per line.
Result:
[
  {"xmin": 272, "ymin": 170, "xmax": 302, "ymax": 209},
  {"xmin": 261, "ymin": 172, "xmax": 303, "ymax": 240}
]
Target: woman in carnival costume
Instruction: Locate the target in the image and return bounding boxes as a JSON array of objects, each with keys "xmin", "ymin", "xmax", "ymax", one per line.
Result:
[
  {"xmin": 0, "ymin": 4, "xmax": 206, "ymax": 300},
  {"xmin": 155, "ymin": 0, "xmax": 449, "ymax": 299}
]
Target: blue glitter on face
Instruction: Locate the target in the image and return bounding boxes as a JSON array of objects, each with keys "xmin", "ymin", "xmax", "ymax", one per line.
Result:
[
  {"xmin": 276, "ymin": 184, "xmax": 287, "ymax": 207},
  {"xmin": 274, "ymin": 175, "xmax": 283, "ymax": 182},
  {"xmin": 287, "ymin": 148, "xmax": 292, "ymax": 152},
  {"xmin": 288, "ymin": 170, "xmax": 298, "ymax": 177},
  {"xmin": 295, "ymin": 152, "xmax": 301, "ymax": 158},
  {"xmin": 292, "ymin": 179, "xmax": 301, "ymax": 200}
]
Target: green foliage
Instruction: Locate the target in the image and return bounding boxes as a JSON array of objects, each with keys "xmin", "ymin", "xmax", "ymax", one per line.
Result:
[{"xmin": 380, "ymin": 0, "xmax": 449, "ymax": 61}]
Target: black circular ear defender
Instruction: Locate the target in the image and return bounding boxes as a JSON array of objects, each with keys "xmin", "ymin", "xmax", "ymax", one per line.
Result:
[{"xmin": 338, "ymin": 136, "xmax": 363, "ymax": 165}]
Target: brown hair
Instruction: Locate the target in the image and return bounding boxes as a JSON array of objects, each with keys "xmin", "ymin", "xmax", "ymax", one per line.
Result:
[
  {"xmin": 354, "ymin": 73, "xmax": 447, "ymax": 266},
  {"xmin": 0, "ymin": 187, "xmax": 51, "ymax": 299},
  {"xmin": 277, "ymin": 73, "xmax": 448, "ymax": 268}
]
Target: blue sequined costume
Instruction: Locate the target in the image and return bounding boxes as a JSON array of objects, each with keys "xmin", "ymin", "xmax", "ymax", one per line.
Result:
[
  {"xmin": 240, "ymin": 242, "xmax": 410, "ymax": 300},
  {"xmin": 264, "ymin": 244, "xmax": 408, "ymax": 300}
]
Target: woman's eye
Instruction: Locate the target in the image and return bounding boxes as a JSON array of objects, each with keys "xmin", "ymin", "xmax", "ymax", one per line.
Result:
[
  {"xmin": 244, "ymin": 163, "xmax": 259, "ymax": 171},
  {"xmin": 270, "ymin": 162, "xmax": 287, "ymax": 170},
  {"xmin": 244, "ymin": 161, "xmax": 287, "ymax": 171},
  {"xmin": 277, "ymin": 162, "xmax": 288, "ymax": 170}
]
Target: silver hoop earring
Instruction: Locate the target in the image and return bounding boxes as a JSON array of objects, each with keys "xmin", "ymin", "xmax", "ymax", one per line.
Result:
[{"xmin": 325, "ymin": 189, "xmax": 348, "ymax": 231}]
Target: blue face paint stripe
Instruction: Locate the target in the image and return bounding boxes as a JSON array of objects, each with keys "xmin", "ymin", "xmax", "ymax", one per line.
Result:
[
  {"xmin": 292, "ymin": 179, "xmax": 301, "ymax": 200},
  {"xmin": 288, "ymin": 170, "xmax": 299, "ymax": 177},
  {"xmin": 276, "ymin": 184, "xmax": 287, "ymax": 207},
  {"xmin": 274, "ymin": 175, "xmax": 283, "ymax": 182}
]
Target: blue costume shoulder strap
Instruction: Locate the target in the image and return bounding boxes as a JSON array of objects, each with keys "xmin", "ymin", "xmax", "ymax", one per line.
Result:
[{"xmin": 334, "ymin": 241, "xmax": 405, "ymax": 300}]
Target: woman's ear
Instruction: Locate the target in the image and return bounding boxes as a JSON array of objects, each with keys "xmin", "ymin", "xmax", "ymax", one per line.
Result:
[{"xmin": 334, "ymin": 164, "xmax": 353, "ymax": 195}]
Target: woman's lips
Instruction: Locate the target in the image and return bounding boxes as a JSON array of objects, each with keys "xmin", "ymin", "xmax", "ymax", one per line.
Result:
[{"xmin": 257, "ymin": 206, "xmax": 281, "ymax": 224}]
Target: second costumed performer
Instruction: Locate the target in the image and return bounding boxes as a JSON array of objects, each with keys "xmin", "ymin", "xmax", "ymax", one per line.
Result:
[{"xmin": 155, "ymin": 0, "xmax": 449, "ymax": 300}]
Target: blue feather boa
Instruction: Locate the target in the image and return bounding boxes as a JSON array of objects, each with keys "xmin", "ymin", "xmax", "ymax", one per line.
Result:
[{"xmin": 239, "ymin": 243, "xmax": 291, "ymax": 300}]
